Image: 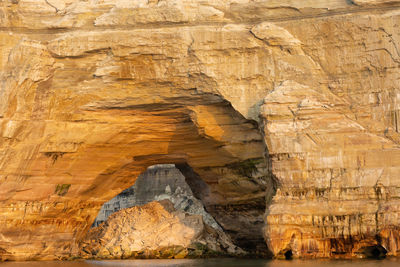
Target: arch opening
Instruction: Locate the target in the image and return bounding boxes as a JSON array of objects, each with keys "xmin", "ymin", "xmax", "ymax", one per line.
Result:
[
  {"xmin": 80, "ymin": 164, "xmax": 243, "ymax": 259},
  {"xmin": 80, "ymin": 160, "xmax": 275, "ymax": 259},
  {"xmin": 90, "ymin": 164, "xmax": 216, "ymax": 228},
  {"xmin": 0, "ymin": 77, "xmax": 278, "ymax": 261}
]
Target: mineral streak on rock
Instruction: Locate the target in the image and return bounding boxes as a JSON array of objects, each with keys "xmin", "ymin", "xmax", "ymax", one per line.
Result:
[
  {"xmin": 261, "ymin": 81, "xmax": 400, "ymax": 258},
  {"xmin": 1, "ymin": 0, "xmax": 400, "ymax": 260}
]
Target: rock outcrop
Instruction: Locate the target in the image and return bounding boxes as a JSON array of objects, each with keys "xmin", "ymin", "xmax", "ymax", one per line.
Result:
[
  {"xmin": 92, "ymin": 164, "xmax": 193, "ymax": 227},
  {"xmin": 1, "ymin": 0, "xmax": 400, "ymax": 260},
  {"xmin": 80, "ymin": 200, "xmax": 240, "ymax": 259},
  {"xmin": 93, "ymin": 164, "xmax": 221, "ymax": 231}
]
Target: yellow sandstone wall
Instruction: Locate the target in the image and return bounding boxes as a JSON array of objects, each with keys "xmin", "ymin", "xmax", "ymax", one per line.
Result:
[{"xmin": 0, "ymin": 0, "xmax": 400, "ymax": 260}]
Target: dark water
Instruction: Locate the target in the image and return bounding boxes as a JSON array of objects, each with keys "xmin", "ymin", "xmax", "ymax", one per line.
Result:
[{"xmin": 1, "ymin": 259, "xmax": 399, "ymax": 267}]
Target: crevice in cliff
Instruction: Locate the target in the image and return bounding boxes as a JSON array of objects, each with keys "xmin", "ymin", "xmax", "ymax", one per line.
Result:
[
  {"xmin": 44, "ymin": 0, "xmax": 60, "ymax": 13},
  {"xmin": 257, "ymin": 114, "xmax": 279, "ymax": 257}
]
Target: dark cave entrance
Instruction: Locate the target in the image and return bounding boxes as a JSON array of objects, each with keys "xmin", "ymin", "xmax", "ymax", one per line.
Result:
[
  {"xmin": 361, "ymin": 245, "xmax": 387, "ymax": 259},
  {"xmin": 284, "ymin": 249, "xmax": 293, "ymax": 260}
]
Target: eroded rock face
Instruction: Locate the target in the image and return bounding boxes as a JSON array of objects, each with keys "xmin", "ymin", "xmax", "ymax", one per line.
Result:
[
  {"xmin": 0, "ymin": 0, "xmax": 274, "ymax": 260},
  {"xmin": 1, "ymin": 0, "xmax": 400, "ymax": 260},
  {"xmin": 259, "ymin": 28, "xmax": 400, "ymax": 258},
  {"xmin": 80, "ymin": 200, "xmax": 240, "ymax": 259},
  {"xmin": 260, "ymin": 81, "xmax": 400, "ymax": 258}
]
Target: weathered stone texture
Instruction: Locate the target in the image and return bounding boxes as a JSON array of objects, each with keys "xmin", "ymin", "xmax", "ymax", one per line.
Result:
[
  {"xmin": 80, "ymin": 200, "xmax": 240, "ymax": 259},
  {"xmin": 259, "ymin": 8, "xmax": 400, "ymax": 258},
  {"xmin": 1, "ymin": 0, "xmax": 400, "ymax": 260}
]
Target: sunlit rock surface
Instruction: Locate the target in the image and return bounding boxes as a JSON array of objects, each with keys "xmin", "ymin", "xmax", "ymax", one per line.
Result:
[
  {"xmin": 1, "ymin": 0, "xmax": 400, "ymax": 260},
  {"xmin": 81, "ymin": 200, "xmax": 240, "ymax": 259},
  {"xmin": 261, "ymin": 81, "xmax": 400, "ymax": 258}
]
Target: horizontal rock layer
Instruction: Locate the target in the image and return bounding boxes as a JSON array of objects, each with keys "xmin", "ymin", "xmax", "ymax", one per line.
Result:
[
  {"xmin": 0, "ymin": 0, "xmax": 400, "ymax": 260},
  {"xmin": 261, "ymin": 81, "xmax": 400, "ymax": 258}
]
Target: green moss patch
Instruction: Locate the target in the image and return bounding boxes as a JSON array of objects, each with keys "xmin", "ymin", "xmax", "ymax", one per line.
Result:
[{"xmin": 55, "ymin": 184, "xmax": 71, "ymax": 196}]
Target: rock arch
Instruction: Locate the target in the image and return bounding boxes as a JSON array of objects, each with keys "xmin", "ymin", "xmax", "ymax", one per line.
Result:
[
  {"xmin": 2, "ymin": 0, "xmax": 400, "ymax": 261},
  {"xmin": 81, "ymin": 164, "xmax": 242, "ymax": 258},
  {"xmin": 0, "ymin": 40, "xmax": 274, "ymax": 259}
]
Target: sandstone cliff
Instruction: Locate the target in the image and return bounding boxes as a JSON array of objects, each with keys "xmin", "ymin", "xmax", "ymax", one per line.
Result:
[{"xmin": 1, "ymin": 0, "xmax": 400, "ymax": 260}]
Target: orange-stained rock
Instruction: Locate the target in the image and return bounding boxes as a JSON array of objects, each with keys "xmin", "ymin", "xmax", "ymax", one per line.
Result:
[
  {"xmin": 261, "ymin": 79, "xmax": 400, "ymax": 258},
  {"xmin": 1, "ymin": 0, "xmax": 400, "ymax": 260},
  {"xmin": 255, "ymin": 1, "xmax": 400, "ymax": 257}
]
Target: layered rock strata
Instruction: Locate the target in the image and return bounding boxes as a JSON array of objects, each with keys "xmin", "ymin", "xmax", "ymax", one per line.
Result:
[
  {"xmin": 0, "ymin": 0, "xmax": 274, "ymax": 260},
  {"xmin": 1, "ymin": 0, "xmax": 400, "ymax": 260},
  {"xmin": 261, "ymin": 81, "xmax": 400, "ymax": 258},
  {"xmin": 80, "ymin": 200, "xmax": 240, "ymax": 259}
]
